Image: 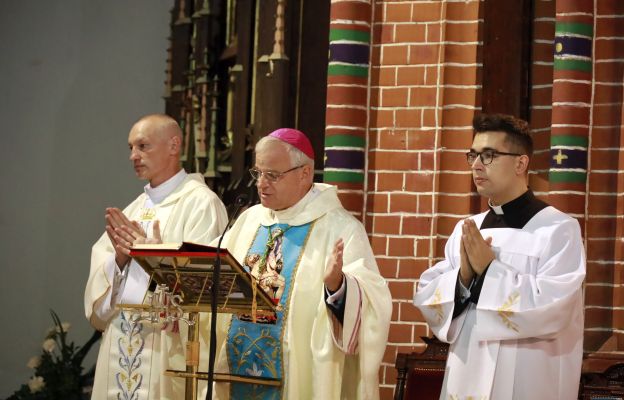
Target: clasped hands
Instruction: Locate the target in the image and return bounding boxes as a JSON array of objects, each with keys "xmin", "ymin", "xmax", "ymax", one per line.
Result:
[
  {"xmin": 105, "ymin": 208, "xmax": 162, "ymax": 269},
  {"xmin": 459, "ymin": 219, "xmax": 495, "ymax": 287}
]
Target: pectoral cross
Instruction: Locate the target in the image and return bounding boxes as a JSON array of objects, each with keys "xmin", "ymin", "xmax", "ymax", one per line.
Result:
[{"xmin": 553, "ymin": 149, "xmax": 568, "ymax": 165}]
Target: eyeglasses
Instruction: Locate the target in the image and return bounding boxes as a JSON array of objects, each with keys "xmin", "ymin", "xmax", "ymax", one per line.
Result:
[
  {"xmin": 249, "ymin": 165, "xmax": 304, "ymax": 182},
  {"xmin": 465, "ymin": 149, "xmax": 523, "ymax": 165}
]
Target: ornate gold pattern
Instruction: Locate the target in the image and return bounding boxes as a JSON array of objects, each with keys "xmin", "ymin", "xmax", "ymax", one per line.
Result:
[
  {"xmin": 139, "ymin": 208, "xmax": 156, "ymax": 221},
  {"xmin": 276, "ymin": 220, "xmax": 315, "ymax": 382},
  {"xmin": 231, "ymin": 327, "xmax": 279, "ymax": 377},
  {"xmin": 115, "ymin": 312, "xmax": 145, "ymax": 397},
  {"xmin": 497, "ymin": 292, "xmax": 520, "ymax": 332},
  {"xmin": 429, "ymin": 288, "xmax": 445, "ymax": 324}
]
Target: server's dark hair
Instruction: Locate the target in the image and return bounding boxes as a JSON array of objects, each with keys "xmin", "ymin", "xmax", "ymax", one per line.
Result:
[{"xmin": 472, "ymin": 113, "xmax": 533, "ymax": 157}]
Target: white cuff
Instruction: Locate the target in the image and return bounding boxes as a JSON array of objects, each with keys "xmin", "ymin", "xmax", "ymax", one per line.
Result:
[
  {"xmin": 458, "ymin": 275, "xmax": 473, "ymax": 302},
  {"xmin": 325, "ymin": 275, "xmax": 346, "ymax": 305},
  {"xmin": 116, "ymin": 260, "xmax": 150, "ymax": 305},
  {"xmin": 92, "ymin": 254, "xmax": 125, "ymax": 322}
]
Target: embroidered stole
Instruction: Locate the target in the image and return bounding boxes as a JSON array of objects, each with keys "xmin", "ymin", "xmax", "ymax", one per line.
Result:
[
  {"xmin": 108, "ymin": 204, "xmax": 176, "ymax": 399},
  {"xmin": 110, "ymin": 310, "xmax": 154, "ymax": 399},
  {"xmin": 226, "ymin": 222, "xmax": 313, "ymax": 400}
]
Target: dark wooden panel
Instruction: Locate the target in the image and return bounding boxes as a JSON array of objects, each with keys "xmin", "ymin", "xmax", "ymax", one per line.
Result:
[
  {"xmin": 481, "ymin": 0, "xmax": 532, "ymax": 121},
  {"xmin": 227, "ymin": 0, "xmax": 255, "ymax": 182},
  {"xmin": 293, "ymin": 0, "xmax": 330, "ymax": 171},
  {"xmin": 165, "ymin": 0, "xmax": 330, "ymax": 197}
]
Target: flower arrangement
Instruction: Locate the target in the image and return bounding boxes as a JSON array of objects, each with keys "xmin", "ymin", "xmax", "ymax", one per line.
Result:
[{"xmin": 8, "ymin": 310, "xmax": 101, "ymax": 400}]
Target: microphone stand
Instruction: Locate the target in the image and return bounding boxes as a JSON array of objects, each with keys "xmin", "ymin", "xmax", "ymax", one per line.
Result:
[{"xmin": 206, "ymin": 194, "xmax": 248, "ymax": 400}]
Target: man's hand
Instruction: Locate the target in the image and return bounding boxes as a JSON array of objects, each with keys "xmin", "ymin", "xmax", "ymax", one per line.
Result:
[
  {"xmin": 458, "ymin": 237, "xmax": 475, "ymax": 286},
  {"xmin": 132, "ymin": 220, "xmax": 163, "ymax": 245},
  {"xmin": 105, "ymin": 207, "xmax": 148, "ymax": 269},
  {"xmin": 106, "ymin": 207, "xmax": 142, "ymax": 234},
  {"xmin": 461, "ymin": 218, "xmax": 494, "ymax": 275},
  {"xmin": 324, "ymin": 238, "xmax": 344, "ymax": 292}
]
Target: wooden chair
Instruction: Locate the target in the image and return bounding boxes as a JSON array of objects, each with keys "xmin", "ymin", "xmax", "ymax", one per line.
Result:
[
  {"xmin": 579, "ymin": 363, "xmax": 624, "ymax": 399},
  {"xmin": 394, "ymin": 336, "xmax": 449, "ymax": 400}
]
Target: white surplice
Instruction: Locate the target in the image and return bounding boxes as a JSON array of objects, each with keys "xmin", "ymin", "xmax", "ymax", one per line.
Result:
[
  {"xmin": 85, "ymin": 172, "xmax": 228, "ymax": 400},
  {"xmin": 212, "ymin": 183, "xmax": 392, "ymax": 400},
  {"xmin": 414, "ymin": 206, "xmax": 585, "ymax": 400}
]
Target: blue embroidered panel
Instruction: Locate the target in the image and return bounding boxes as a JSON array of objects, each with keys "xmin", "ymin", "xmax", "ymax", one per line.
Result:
[
  {"xmin": 226, "ymin": 223, "xmax": 312, "ymax": 400},
  {"xmin": 116, "ymin": 311, "xmax": 145, "ymax": 400}
]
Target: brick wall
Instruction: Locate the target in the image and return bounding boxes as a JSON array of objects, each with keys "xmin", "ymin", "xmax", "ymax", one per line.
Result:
[
  {"xmin": 528, "ymin": 0, "xmax": 624, "ymax": 355},
  {"xmin": 354, "ymin": 0, "xmax": 624, "ymax": 398},
  {"xmin": 583, "ymin": 0, "xmax": 624, "ymax": 352},
  {"xmin": 367, "ymin": 1, "xmax": 483, "ymax": 397}
]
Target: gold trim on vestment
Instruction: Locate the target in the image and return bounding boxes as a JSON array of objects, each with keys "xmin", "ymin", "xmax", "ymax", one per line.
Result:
[{"xmin": 497, "ymin": 292, "xmax": 520, "ymax": 332}]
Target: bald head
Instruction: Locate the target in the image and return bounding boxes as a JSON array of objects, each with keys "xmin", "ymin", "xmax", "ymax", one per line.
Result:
[
  {"xmin": 128, "ymin": 114, "xmax": 183, "ymax": 187},
  {"xmin": 133, "ymin": 114, "xmax": 182, "ymax": 146}
]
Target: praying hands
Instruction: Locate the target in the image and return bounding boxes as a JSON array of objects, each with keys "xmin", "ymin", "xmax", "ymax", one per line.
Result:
[
  {"xmin": 104, "ymin": 207, "xmax": 162, "ymax": 269},
  {"xmin": 459, "ymin": 218, "xmax": 494, "ymax": 285}
]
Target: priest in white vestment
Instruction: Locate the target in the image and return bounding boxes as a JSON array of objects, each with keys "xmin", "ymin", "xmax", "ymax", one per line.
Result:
[
  {"xmin": 208, "ymin": 128, "xmax": 392, "ymax": 399},
  {"xmin": 84, "ymin": 114, "xmax": 228, "ymax": 399},
  {"xmin": 414, "ymin": 113, "xmax": 585, "ymax": 400}
]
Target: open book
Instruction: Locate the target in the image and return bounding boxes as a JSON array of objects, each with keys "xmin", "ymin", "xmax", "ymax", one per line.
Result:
[{"xmin": 129, "ymin": 242, "xmax": 277, "ymax": 315}]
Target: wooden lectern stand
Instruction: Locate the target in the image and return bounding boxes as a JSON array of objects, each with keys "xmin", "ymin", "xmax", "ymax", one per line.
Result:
[{"xmin": 120, "ymin": 242, "xmax": 278, "ymax": 400}]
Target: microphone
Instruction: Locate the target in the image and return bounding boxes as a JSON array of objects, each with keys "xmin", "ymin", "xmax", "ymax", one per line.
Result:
[
  {"xmin": 206, "ymin": 193, "xmax": 248, "ymax": 400},
  {"xmin": 216, "ymin": 194, "xmax": 249, "ymax": 250}
]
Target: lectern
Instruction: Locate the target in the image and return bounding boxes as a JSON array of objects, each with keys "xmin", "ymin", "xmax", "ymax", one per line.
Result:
[{"xmin": 120, "ymin": 242, "xmax": 278, "ymax": 399}]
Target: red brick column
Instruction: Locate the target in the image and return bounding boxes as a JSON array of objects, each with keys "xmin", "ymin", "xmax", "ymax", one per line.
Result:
[
  {"xmin": 548, "ymin": 1, "xmax": 593, "ymax": 216},
  {"xmin": 324, "ymin": 0, "xmax": 373, "ymax": 218}
]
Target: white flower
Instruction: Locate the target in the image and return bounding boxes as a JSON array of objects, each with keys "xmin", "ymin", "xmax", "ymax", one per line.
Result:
[
  {"xmin": 56, "ymin": 322, "xmax": 71, "ymax": 333},
  {"xmin": 26, "ymin": 356, "xmax": 41, "ymax": 369},
  {"xmin": 42, "ymin": 338, "xmax": 56, "ymax": 353},
  {"xmin": 28, "ymin": 376, "xmax": 45, "ymax": 393},
  {"xmin": 245, "ymin": 362, "xmax": 263, "ymax": 377}
]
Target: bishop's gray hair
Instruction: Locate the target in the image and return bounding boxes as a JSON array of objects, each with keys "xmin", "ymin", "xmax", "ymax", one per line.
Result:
[{"xmin": 255, "ymin": 135, "xmax": 315, "ymax": 169}]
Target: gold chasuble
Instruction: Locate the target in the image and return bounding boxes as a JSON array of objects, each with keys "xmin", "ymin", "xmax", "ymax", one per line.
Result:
[
  {"xmin": 212, "ymin": 183, "xmax": 392, "ymax": 400},
  {"xmin": 86, "ymin": 174, "xmax": 228, "ymax": 400}
]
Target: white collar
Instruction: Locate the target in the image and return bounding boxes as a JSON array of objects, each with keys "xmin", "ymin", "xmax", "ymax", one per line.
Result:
[
  {"xmin": 144, "ymin": 169, "xmax": 187, "ymax": 205},
  {"xmin": 269, "ymin": 184, "xmax": 320, "ymax": 221},
  {"xmin": 488, "ymin": 199, "xmax": 504, "ymax": 215}
]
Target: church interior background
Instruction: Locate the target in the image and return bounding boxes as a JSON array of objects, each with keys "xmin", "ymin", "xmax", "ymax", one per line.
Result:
[{"xmin": 1, "ymin": 0, "xmax": 623, "ymax": 398}]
